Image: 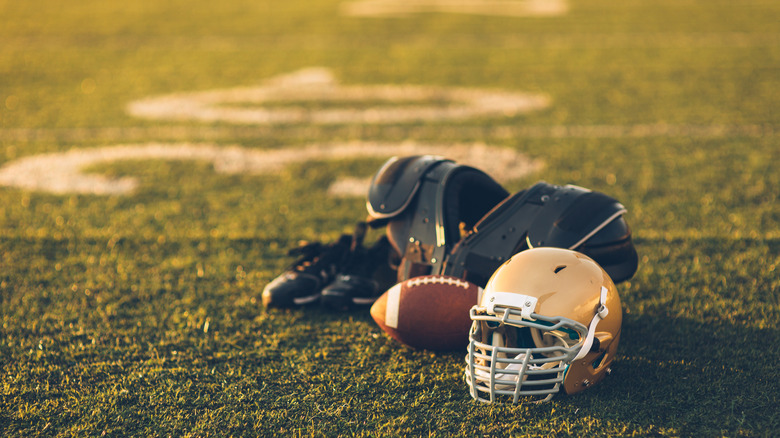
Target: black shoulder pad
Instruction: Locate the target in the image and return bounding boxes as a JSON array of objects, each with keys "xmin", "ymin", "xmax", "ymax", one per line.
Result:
[
  {"xmin": 444, "ymin": 182, "xmax": 638, "ymax": 285},
  {"xmin": 530, "ymin": 186, "xmax": 638, "ymax": 283},
  {"xmin": 366, "ymin": 155, "xmax": 451, "ymax": 220},
  {"xmin": 526, "ymin": 185, "xmax": 626, "ymax": 249}
]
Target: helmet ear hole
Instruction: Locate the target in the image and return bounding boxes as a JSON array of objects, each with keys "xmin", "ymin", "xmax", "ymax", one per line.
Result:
[
  {"xmin": 591, "ymin": 351, "xmax": 607, "ymax": 369},
  {"xmin": 590, "ymin": 337, "xmax": 601, "ymax": 352},
  {"xmin": 554, "ymin": 265, "xmax": 567, "ymax": 274}
]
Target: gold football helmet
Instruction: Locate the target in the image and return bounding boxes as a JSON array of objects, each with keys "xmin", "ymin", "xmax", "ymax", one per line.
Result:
[{"xmin": 464, "ymin": 247, "xmax": 622, "ymax": 403}]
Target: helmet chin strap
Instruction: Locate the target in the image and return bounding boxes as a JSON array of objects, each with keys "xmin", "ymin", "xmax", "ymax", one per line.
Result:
[{"xmin": 574, "ymin": 286, "xmax": 609, "ymax": 361}]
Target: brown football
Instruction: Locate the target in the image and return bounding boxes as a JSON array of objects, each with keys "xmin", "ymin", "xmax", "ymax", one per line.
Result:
[{"xmin": 370, "ymin": 275, "xmax": 483, "ymax": 351}]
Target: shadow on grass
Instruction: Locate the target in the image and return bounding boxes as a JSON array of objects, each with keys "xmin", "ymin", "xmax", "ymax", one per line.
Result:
[
  {"xmin": 3, "ymin": 235, "xmax": 778, "ymax": 436},
  {"xmin": 555, "ymin": 313, "xmax": 780, "ymax": 436}
]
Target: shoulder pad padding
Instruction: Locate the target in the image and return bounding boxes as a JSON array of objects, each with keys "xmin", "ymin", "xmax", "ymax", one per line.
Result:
[{"xmin": 367, "ymin": 155, "xmax": 451, "ymax": 219}]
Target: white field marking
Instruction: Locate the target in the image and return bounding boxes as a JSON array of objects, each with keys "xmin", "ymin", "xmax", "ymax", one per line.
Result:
[
  {"xmin": 126, "ymin": 67, "xmax": 550, "ymax": 125},
  {"xmin": 0, "ymin": 142, "xmax": 542, "ymax": 196},
  {"xmin": 342, "ymin": 0, "xmax": 567, "ymax": 17}
]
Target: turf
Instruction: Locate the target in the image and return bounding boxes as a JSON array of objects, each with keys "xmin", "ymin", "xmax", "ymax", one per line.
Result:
[{"xmin": 1, "ymin": 0, "xmax": 779, "ymax": 436}]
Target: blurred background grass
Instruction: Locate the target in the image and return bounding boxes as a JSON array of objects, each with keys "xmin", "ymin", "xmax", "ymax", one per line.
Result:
[{"xmin": 1, "ymin": 0, "xmax": 778, "ymax": 436}]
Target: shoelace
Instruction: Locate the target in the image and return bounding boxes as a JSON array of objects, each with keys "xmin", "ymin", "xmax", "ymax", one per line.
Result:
[{"xmin": 284, "ymin": 222, "xmax": 368, "ymax": 273}]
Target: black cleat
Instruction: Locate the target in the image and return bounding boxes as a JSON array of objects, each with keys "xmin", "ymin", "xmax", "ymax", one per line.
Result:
[
  {"xmin": 262, "ymin": 224, "xmax": 367, "ymax": 308},
  {"xmin": 321, "ymin": 235, "xmax": 393, "ymax": 311}
]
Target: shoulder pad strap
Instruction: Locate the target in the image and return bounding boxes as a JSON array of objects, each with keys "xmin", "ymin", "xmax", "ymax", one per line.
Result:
[{"xmin": 366, "ymin": 155, "xmax": 452, "ymax": 220}]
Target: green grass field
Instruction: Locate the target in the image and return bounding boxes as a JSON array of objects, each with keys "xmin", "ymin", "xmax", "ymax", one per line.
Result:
[{"xmin": 1, "ymin": 0, "xmax": 778, "ymax": 436}]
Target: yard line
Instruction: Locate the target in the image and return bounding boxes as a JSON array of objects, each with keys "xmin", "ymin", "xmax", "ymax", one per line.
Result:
[
  {"xmin": 0, "ymin": 142, "xmax": 542, "ymax": 196},
  {"xmin": 341, "ymin": 0, "xmax": 568, "ymax": 17},
  {"xmin": 125, "ymin": 67, "xmax": 550, "ymax": 126}
]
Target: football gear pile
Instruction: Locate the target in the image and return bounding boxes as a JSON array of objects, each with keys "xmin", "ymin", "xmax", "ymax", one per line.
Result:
[
  {"xmin": 263, "ymin": 154, "xmax": 637, "ymax": 402},
  {"xmin": 366, "ymin": 155, "xmax": 637, "ymax": 287}
]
